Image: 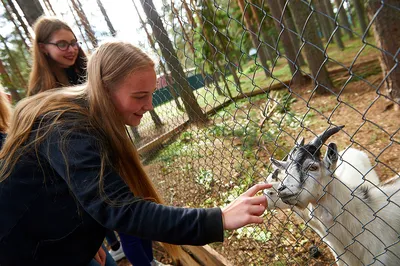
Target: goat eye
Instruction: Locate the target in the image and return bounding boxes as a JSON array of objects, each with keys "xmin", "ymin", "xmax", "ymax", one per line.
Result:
[{"xmin": 308, "ymin": 165, "xmax": 319, "ymax": 171}]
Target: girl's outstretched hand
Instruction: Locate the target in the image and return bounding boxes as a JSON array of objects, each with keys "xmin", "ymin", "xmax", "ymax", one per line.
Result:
[{"xmin": 221, "ymin": 183, "xmax": 272, "ymax": 230}]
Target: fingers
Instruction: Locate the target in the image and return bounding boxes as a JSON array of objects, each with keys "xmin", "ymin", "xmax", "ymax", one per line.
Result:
[
  {"xmin": 249, "ymin": 205, "xmax": 266, "ymax": 216},
  {"xmin": 247, "ymin": 215, "xmax": 263, "ymax": 225},
  {"xmin": 243, "ymin": 183, "xmax": 272, "ymax": 197},
  {"xmin": 248, "ymin": 195, "xmax": 268, "ymax": 208}
]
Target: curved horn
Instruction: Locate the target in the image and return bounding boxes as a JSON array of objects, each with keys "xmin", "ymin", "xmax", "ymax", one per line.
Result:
[
  {"xmin": 309, "ymin": 125, "xmax": 345, "ymax": 148},
  {"xmin": 283, "ymin": 136, "xmax": 305, "ymax": 160}
]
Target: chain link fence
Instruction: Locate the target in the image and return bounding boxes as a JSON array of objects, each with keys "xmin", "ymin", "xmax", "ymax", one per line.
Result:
[{"xmin": 132, "ymin": 1, "xmax": 400, "ymax": 265}]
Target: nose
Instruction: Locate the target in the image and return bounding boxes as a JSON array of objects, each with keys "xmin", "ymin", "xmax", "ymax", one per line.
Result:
[
  {"xmin": 67, "ymin": 44, "xmax": 76, "ymax": 52},
  {"xmin": 143, "ymin": 96, "xmax": 154, "ymax": 112},
  {"xmin": 277, "ymin": 184, "xmax": 287, "ymax": 192}
]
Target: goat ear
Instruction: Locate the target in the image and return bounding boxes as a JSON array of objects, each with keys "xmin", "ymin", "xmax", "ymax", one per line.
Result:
[
  {"xmin": 323, "ymin": 143, "xmax": 338, "ymax": 170},
  {"xmin": 270, "ymin": 158, "xmax": 287, "ymax": 170}
]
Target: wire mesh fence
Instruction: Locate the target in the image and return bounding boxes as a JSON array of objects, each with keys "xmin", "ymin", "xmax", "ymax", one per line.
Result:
[
  {"xmin": 134, "ymin": 1, "xmax": 400, "ymax": 265},
  {"xmin": 1, "ymin": 0, "xmax": 399, "ymax": 265}
]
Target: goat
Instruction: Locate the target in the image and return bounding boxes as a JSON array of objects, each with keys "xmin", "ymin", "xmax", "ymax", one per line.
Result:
[
  {"xmin": 335, "ymin": 148, "xmax": 380, "ymax": 188},
  {"xmin": 272, "ymin": 126, "xmax": 400, "ymax": 266},
  {"xmin": 264, "ymin": 146, "xmax": 380, "ymax": 227}
]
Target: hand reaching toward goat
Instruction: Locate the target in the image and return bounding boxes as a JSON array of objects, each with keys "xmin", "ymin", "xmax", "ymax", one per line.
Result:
[{"xmin": 221, "ymin": 183, "xmax": 272, "ymax": 230}]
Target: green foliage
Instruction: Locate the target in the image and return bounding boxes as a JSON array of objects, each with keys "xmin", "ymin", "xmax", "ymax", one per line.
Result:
[
  {"xmin": 195, "ymin": 168, "xmax": 214, "ymax": 190},
  {"xmin": 0, "ymin": 11, "xmax": 31, "ymax": 99}
]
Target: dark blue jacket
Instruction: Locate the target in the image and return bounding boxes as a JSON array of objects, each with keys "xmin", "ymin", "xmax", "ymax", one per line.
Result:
[
  {"xmin": 0, "ymin": 118, "xmax": 223, "ymax": 265},
  {"xmin": 0, "ymin": 132, "xmax": 5, "ymax": 147}
]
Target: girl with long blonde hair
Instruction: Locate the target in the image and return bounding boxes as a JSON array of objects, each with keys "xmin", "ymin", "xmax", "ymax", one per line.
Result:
[{"xmin": 0, "ymin": 41, "xmax": 271, "ymax": 265}]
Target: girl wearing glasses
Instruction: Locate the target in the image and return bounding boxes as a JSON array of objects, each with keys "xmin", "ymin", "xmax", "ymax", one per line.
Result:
[{"xmin": 28, "ymin": 17, "xmax": 86, "ymax": 96}]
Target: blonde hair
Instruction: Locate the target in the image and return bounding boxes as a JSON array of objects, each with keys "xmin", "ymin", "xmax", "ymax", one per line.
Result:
[
  {"xmin": 28, "ymin": 16, "xmax": 86, "ymax": 96},
  {"xmin": 1, "ymin": 41, "xmax": 182, "ymax": 259},
  {"xmin": 0, "ymin": 88, "xmax": 11, "ymax": 133}
]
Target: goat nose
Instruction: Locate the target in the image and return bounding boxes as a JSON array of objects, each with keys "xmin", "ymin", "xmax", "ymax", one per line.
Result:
[{"xmin": 278, "ymin": 184, "xmax": 287, "ymax": 192}]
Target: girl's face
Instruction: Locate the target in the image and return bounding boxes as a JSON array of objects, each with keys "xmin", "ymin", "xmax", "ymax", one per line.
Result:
[
  {"xmin": 40, "ymin": 29, "xmax": 79, "ymax": 68},
  {"xmin": 110, "ymin": 67, "xmax": 156, "ymax": 126}
]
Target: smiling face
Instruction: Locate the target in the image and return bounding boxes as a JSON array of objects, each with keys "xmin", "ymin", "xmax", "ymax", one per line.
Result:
[
  {"xmin": 110, "ymin": 67, "xmax": 156, "ymax": 126},
  {"xmin": 40, "ymin": 29, "xmax": 79, "ymax": 68}
]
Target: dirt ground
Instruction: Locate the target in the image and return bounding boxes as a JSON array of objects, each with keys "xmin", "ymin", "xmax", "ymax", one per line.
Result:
[{"xmin": 118, "ymin": 59, "xmax": 399, "ymax": 265}]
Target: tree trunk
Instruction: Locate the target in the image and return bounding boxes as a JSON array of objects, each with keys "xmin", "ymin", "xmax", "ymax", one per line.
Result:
[
  {"xmin": 71, "ymin": 0, "xmax": 98, "ymax": 48},
  {"xmin": 334, "ymin": 0, "xmax": 354, "ymax": 39},
  {"xmin": 6, "ymin": 0, "xmax": 32, "ymax": 41},
  {"xmin": 203, "ymin": 1, "xmax": 243, "ymax": 94},
  {"xmin": 171, "ymin": 2, "xmax": 195, "ymax": 55},
  {"xmin": 140, "ymin": 0, "xmax": 208, "ymax": 123},
  {"xmin": 215, "ymin": 60, "xmax": 233, "ymax": 98},
  {"xmin": 248, "ymin": 1, "xmax": 274, "ymax": 65},
  {"xmin": 0, "ymin": 34, "xmax": 27, "ymax": 88},
  {"xmin": 322, "ymin": 0, "xmax": 345, "ymax": 50},
  {"xmin": 288, "ymin": 1, "xmax": 333, "ymax": 94},
  {"xmin": 237, "ymin": 0, "xmax": 270, "ymax": 79},
  {"xmin": 1, "ymin": 0, "xmax": 30, "ymax": 50},
  {"xmin": 314, "ymin": 0, "xmax": 333, "ymax": 42},
  {"xmin": 17, "ymin": 41, "xmax": 30, "ymax": 68},
  {"xmin": 96, "ymin": 0, "xmax": 117, "ymax": 37},
  {"xmin": 194, "ymin": 4, "xmax": 234, "ymax": 97},
  {"xmin": 367, "ymin": 0, "xmax": 400, "ymax": 107},
  {"xmin": 267, "ymin": 0, "xmax": 306, "ymax": 85},
  {"xmin": 277, "ymin": 0, "xmax": 306, "ymax": 66},
  {"xmin": 43, "ymin": 0, "xmax": 56, "ymax": 16},
  {"xmin": 175, "ymin": 2, "xmax": 225, "ymax": 96},
  {"xmin": 160, "ymin": 62, "xmax": 185, "ymax": 112},
  {"xmin": 14, "ymin": 0, "xmax": 44, "ymax": 26},
  {"xmin": 0, "ymin": 58, "xmax": 21, "ymax": 101},
  {"xmin": 182, "ymin": 1, "xmax": 197, "ymax": 28},
  {"xmin": 354, "ymin": 0, "xmax": 369, "ymax": 36},
  {"xmin": 67, "ymin": 0, "xmax": 91, "ymax": 52},
  {"xmin": 149, "ymin": 110, "xmax": 163, "ymax": 127},
  {"xmin": 131, "ymin": 0, "xmax": 185, "ymax": 111},
  {"xmin": 130, "ymin": 126, "xmax": 141, "ymax": 140}
]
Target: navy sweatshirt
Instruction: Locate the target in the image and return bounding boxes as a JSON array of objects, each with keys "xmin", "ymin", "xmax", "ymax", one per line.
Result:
[{"xmin": 0, "ymin": 117, "xmax": 223, "ymax": 265}]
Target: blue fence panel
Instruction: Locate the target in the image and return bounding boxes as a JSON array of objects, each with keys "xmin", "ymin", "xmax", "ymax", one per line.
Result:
[{"xmin": 152, "ymin": 73, "xmax": 205, "ymax": 107}]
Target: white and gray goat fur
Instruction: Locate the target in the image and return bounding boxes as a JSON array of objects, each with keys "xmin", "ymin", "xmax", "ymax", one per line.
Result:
[
  {"xmin": 270, "ymin": 126, "xmax": 400, "ymax": 266},
  {"xmin": 264, "ymin": 144, "xmax": 381, "ymax": 262}
]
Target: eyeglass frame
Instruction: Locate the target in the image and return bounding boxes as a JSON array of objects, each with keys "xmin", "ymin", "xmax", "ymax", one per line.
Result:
[{"xmin": 43, "ymin": 40, "xmax": 81, "ymax": 51}]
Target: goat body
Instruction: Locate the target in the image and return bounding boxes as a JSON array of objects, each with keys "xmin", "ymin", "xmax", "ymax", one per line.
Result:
[
  {"xmin": 316, "ymin": 175, "xmax": 400, "ymax": 265},
  {"xmin": 273, "ymin": 127, "xmax": 400, "ymax": 266}
]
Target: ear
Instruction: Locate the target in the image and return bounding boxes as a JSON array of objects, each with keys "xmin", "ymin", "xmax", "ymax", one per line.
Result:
[
  {"xmin": 270, "ymin": 158, "xmax": 287, "ymax": 170},
  {"xmin": 271, "ymin": 168, "xmax": 280, "ymax": 181},
  {"xmin": 323, "ymin": 143, "xmax": 338, "ymax": 170},
  {"xmin": 39, "ymin": 43, "xmax": 49, "ymax": 55}
]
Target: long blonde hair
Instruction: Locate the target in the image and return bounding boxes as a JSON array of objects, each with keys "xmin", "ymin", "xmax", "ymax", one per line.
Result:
[
  {"xmin": 28, "ymin": 16, "xmax": 86, "ymax": 96},
  {"xmin": 0, "ymin": 88, "xmax": 11, "ymax": 133},
  {"xmin": 1, "ymin": 41, "xmax": 182, "ymax": 259}
]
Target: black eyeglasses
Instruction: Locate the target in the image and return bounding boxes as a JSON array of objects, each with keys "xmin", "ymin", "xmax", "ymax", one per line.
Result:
[{"xmin": 45, "ymin": 40, "xmax": 81, "ymax": 51}]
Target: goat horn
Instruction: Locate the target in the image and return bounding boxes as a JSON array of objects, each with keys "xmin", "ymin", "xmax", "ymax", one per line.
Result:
[{"xmin": 309, "ymin": 125, "xmax": 345, "ymax": 148}]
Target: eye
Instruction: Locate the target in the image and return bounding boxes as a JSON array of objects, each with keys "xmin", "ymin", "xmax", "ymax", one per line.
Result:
[
  {"xmin": 56, "ymin": 41, "xmax": 68, "ymax": 49},
  {"xmin": 133, "ymin": 96, "xmax": 146, "ymax": 100},
  {"xmin": 308, "ymin": 165, "xmax": 319, "ymax": 171}
]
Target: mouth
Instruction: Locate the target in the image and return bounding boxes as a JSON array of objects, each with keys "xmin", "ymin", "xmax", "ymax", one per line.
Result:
[
  {"xmin": 64, "ymin": 55, "xmax": 76, "ymax": 61},
  {"xmin": 279, "ymin": 194, "xmax": 299, "ymax": 205},
  {"xmin": 134, "ymin": 113, "xmax": 143, "ymax": 119}
]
